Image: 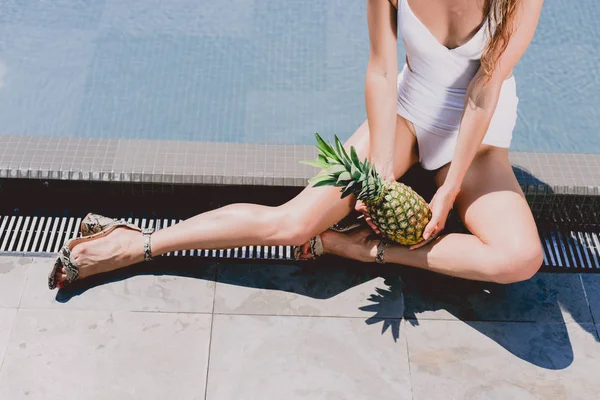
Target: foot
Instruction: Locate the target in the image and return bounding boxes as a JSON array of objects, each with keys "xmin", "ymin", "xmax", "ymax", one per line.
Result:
[
  {"xmin": 297, "ymin": 227, "xmax": 379, "ymax": 263},
  {"xmin": 54, "ymin": 227, "xmax": 146, "ymax": 288}
]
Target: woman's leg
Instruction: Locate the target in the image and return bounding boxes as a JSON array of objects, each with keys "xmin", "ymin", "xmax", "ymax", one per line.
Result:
[
  {"xmin": 56, "ymin": 116, "xmax": 420, "ymax": 284},
  {"xmin": 324, "ymin": 145, "xmax": 544, "ymax": 284}
]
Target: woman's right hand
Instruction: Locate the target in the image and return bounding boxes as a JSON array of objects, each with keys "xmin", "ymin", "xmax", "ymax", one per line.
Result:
[
  {"xmin": 355, "ymin": 200, "xmax": 381, "ymax": 235},
  {"xmin": 356, "ymin": 160, "xmax": 395, "ymax": 234}
]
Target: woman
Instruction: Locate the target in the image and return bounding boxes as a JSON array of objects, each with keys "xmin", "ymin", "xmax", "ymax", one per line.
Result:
[{"xmin": 49, "ymin": 0, "xmax": 545, "ymax": 290}]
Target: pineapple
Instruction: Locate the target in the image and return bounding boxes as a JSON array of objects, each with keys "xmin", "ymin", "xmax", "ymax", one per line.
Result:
[{"xmin": 301, "ymin": 133, "xmax": 432, "ymax": 246}]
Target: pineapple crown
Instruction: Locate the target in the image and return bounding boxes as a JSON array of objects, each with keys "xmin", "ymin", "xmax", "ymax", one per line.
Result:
[{"xmin": 300, "ymin": 133, "xmax": 385, "ymax": 202}]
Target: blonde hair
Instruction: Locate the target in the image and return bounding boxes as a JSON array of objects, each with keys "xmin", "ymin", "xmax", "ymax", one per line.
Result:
[{"xmin": 481, "ymin": 0, "xmax": 520, "ymax": 77}]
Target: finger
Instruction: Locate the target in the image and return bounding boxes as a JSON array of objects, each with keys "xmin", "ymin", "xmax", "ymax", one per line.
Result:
[
  {"xmin": 423, "ymin": 222, "xmax": 438, "ymax": 240},
  {"xmin": 410, "ymin": 234, "xmax": 433, "ymax": 250},
  {"xmin": 409, "ymin": 230, "xmax": 439, "ymax": 250},
  {"xmin": 409, "ymin": 236, "xmax": 433, "ymax": 250},
  {"xmin": 364, "ymin": 217, "xmax": 380, "ymax": 234},
  {"xmin": 367, "ymin": 221, "xmax": 380, "ymax": 234}
]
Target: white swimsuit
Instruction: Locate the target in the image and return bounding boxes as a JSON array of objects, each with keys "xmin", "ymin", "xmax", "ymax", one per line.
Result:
[{"xmin": 396, "ymin": 0, "xmax": 519, "ymax": 170}]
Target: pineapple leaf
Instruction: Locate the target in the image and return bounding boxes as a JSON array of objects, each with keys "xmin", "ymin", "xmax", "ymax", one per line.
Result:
[
  {"xmin": 362, "ymin": 158, "xmax": 370, "ymax": 172},
  {"xmin": 344, "ymin": 180, "xmax": 357, "ymax": 194},
  {"xmin": 312, "ymin": 177, "xmax": 340, "ymax": 188},
  {"xmin": 350, "ymin": 146, "xmax": 361, "ymax": 167},
  {"xmin": 300, "ymin": 159, "xmax": 330, "ymax": 169},
  {"xmin": 340, "ymin": 189, "xmax": 354, "ymax": 199},
  {"xmin": 308, "ymin": 173, "xmax": 335, "ymax": 185},
  {"xmin": 317, "ymin": 154, "xmax": 329, "ymax": 163},
  {"xmin": 333, "ymin": 136, "xmax": 351, "ymax": 170},
  {"xmin": 337, "ymin": 171, "xmax": 352, "ymax": 183},
  {"xmin": 334, "ymin": 135, "xmax": 351, "ymax": 163},
  {"xmin": 326, "ymin": 164, "xmax": 347, "ymax": 175},
  {"xmin": 371, "ymin": 163, "xmax": 378, "ymax": 178},
  {"xmin": 350, "ymin": 163, "xmax": 360, "ymax": 179},
  {"xmin": 314, "ymin": 133, "xmax": 339, "ymax": 162}
]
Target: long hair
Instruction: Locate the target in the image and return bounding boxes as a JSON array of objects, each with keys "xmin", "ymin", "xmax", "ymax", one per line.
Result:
[{"xmin": 481, "ymin": 0, "xmax": 520, "ymax": 77}]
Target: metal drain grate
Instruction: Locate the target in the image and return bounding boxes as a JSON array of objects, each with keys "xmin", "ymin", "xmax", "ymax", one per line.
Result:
[
  {"xmin": 0, "ymin": 215, "xmax": 294, "ymax": 261},
  {"xmin": 539, "ymin": 228, "xmax": 600, "ymax": 270},
  {"xmin": 0, "ymin": 214, "xmax": 598, "ymax": 270}
]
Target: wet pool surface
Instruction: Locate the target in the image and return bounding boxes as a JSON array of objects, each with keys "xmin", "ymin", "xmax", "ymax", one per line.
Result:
[{"xmin": 0, "ymin": 0, "xmax": 598, "ymax": 153}]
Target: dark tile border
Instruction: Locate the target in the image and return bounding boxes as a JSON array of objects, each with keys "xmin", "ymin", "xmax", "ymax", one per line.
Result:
[{"xmin": 1, "ymin": 134, "xmax": 599, "ymax": 195}]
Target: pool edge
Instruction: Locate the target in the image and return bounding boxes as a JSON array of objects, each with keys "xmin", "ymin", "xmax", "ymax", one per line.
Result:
[{"xmin": 1, "ymin": 134, "xmax": 599, "ymax": 192}]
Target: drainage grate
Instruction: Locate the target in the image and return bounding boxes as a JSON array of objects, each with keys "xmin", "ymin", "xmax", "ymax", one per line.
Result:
[
  {"xmin": 539, "ymin": 227, "xmax": 600, "ymax": 270},
  {"xmin": 0, "ymin": 214, "xmax": 598, "ymax": 271},
  {"xmin": 0, "ymin": 215, "xmax": 294, "ymax": 261}
]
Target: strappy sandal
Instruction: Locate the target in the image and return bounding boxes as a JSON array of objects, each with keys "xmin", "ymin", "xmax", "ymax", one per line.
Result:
[
  {"xmin": 292, "ymin": 235, "xmax": 324, "ymax": 260},
  {"xmin": 48, "ymin": 217, "xmax": 154, "ymax": 290},
  {"xmin": 375, "ymin": 238, "xmax": 390, "ymax": 264},
  {"xmin": 292, "ymin": 213, "xmax": 368, "ymax": 261},
  {"xmin": 79, "ymin": 213, "xmax": 145, "ymax": 237}
]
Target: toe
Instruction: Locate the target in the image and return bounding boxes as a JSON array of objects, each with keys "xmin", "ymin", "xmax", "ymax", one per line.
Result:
[
  {"xmin": 299, "ymin": 242, "xmax": 313, "ymax": 259},
  {"xmin": 55, "ymin": 271, "xmax": 66, "ymax": 283}
]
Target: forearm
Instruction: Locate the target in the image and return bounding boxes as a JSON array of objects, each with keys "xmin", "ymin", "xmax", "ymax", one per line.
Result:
[
  {"xmin": 444, "ymin": 79, "xmax": 501, "ymax": 192},
  {"xmin": 365, "ymin": 63, "xmax": 398, "ymax": 177}
]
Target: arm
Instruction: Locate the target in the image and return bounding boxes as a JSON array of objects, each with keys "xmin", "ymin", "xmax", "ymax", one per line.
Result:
[
  {"xmin": 443, "ymin": 0, "xmax": 544, "ymax": 194},
  {"xmin": 365, "ymin": 0, "xmax": 399, "ymax": 180},
  {"xmin": 412, "ymin": 0, "xmax": 544, "ymax": 245}
]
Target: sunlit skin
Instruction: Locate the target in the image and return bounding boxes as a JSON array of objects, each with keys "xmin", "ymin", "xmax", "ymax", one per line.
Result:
[{"xmin": 53, "ymin": 0, "xmax": 545, "ymax": 289}]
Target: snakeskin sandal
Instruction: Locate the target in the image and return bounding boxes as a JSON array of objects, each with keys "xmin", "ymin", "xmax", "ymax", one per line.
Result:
[
  {"xmin": 79, "ymin": 213, "xmax": 146, "ymax": 237},
  {"xmin": 48, "ymin": 217, "xmax": 154, "ymax": 290},
  {"xmin": 292, "ymin": 212, "xmax": 369, "ymax": 261}
]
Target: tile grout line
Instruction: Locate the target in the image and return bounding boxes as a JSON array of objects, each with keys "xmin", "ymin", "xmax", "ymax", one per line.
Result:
[
  {"xmin": 203, "ymin": 261, "xmax": 219, "ymax": 400},
  {"xmin": 0, "ymin": 257, "xmax": 33, "ymax": 375},
  {"xmin": 9, "ymin": 306, "xmax": 590, "ymax": 325},
  {"xmin": 403, "ymin": 320, "xmax": 415, "ymax": 400},
  {"xmin": 578, "ymin": 274, "xmax": 597, "ymax": 327},
  {"xmin": 16, "ymin": 257, "xmax": 33, "ymax": 310},
  {"xmin": 0, "ymin": 308, "xmax": 20, "ymax": 375}
]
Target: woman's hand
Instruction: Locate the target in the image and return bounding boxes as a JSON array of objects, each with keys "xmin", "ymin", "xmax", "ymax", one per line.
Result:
[
  {"xmin": 409, "ymin": 184, "xmax": 459, "ymax": 250},
  {"xmin": 355, "ymin": 162, "xmax": 396, "ymax": 234}
]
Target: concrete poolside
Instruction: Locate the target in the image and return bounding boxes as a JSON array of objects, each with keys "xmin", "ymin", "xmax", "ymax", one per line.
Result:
[{"xmin": 0, "ymin": 254, "xmax": 598, "ymax": 399}]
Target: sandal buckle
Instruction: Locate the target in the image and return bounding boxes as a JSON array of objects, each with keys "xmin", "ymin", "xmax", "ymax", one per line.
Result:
[
  {"xmin": 376, "ymin": 239, "xmax": 388, "ymax": 264},
  {"xmin": 142, "ymin": 228, "xmax": 155, "ymax": 262}
]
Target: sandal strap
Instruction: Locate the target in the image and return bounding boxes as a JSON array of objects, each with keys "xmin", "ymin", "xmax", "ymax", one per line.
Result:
[
  {"xmin": 59, "ymin": 246, "xmax": 80, "ymax": 283},
  {"xmin": 142, "ymin": 228, "xmax": 155, "ymax": 261},
  {"xmin": 376, "ymin": 239, "xmax": 388, "ymax": 264}
]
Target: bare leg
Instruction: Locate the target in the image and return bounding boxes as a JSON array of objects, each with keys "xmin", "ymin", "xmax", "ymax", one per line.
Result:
[
  {"xmin": 55, "ymin": 116, "xmax": 419, "ymax": 285},
  {"xmin": 324, "ymin": 146, "xmax": 544, "ymax": 284}
]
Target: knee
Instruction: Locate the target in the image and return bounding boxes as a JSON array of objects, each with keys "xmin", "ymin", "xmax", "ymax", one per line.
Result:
[
  {"xmin": 488, "ymin": 242, "xmax": 544, "ymax": 284},
  {"xmin": 268, "ymin": 206, "xmax": 315, "ymax": 246}
]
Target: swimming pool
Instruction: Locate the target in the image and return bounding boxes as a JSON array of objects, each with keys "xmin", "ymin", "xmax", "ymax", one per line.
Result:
[{"xmin": 0, "ymin": 0, "xmax": 598, "ymax": 153}]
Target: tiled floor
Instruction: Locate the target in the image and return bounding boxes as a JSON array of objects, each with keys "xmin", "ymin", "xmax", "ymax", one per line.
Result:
[{"xmin": 0, "ymin": 255, "xmax": 599, "ymax": 400}]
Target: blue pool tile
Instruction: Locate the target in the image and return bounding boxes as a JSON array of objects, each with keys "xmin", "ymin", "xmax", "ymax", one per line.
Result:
[
  {"xmin": 0, "ymin": 0, "xmax": 106, "ymax": 30},
  {"xmin": 73, "ymin": 34, "xmax": 252, "ymax": 142},
  {"xmin": 249, "ymin": 0, "xmax": 328, "ymax": 92},
  {"xmin": 99, "ymin": 0, "xmax": 254, "ymax": 39},
  {"xmin": 511, "ymin": 0, "xmax": 600, "ymax": 153},
  {"xmin": 0, "ymin": 25, "xmax": 95, "ymax": 137}
]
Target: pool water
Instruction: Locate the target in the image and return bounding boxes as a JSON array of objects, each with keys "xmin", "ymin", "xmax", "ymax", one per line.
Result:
[{"xmin": 0, "ymin": 0, "xmax": 598, "ymax": 153}]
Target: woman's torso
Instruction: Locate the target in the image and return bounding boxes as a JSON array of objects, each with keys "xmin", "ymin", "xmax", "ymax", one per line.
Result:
[{"xmin": 396, "ymin": 0, "xmax": 518, "ymax": 136}]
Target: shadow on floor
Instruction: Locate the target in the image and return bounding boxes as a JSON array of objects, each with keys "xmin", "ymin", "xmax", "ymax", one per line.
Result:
[
  {"xmin": 53, "ymin": 164, "xmax": 584, "ymax": 371},
  {"xmin": 54, "ymin": 251, "xmax": 595, "ymax": 371}
]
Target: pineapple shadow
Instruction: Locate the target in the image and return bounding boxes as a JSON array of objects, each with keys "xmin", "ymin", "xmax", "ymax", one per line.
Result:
[{"xmin": 362, "ymin": 164, "xmax": 589, "ymax": 371}]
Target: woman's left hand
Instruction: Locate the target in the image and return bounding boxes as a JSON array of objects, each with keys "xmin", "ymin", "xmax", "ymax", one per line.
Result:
[{"xmin": 409, "ymin": 184, "xmax": 459, "ymax": 250}]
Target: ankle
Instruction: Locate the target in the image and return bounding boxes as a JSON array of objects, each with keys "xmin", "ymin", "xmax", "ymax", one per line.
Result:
[
  {"xmin": 367, "ymin": 241, "xmax": 379, "ymax": 263},
  {"xmin": 123, "ymin": 231, "xmax": 146, "ymax": 264}
]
